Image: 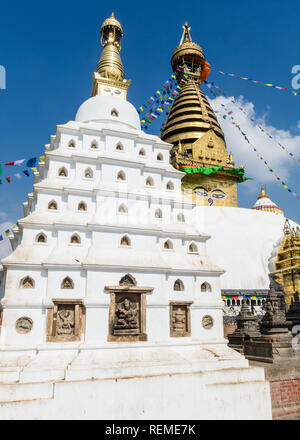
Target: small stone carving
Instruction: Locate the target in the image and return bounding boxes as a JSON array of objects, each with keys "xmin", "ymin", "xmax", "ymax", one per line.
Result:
[
  {"xmin": 114, "ymin": 296, "xmax": 139, "ymax": 335},
  {"xmin": 57, "ymin": 306, "xmax": 75, "ymax": 336},
  {"xmin": 21, "ymin": 276, "xmax": 34, "ymax": 289},
  {"xmin": 170, "ymin": 303, "xmax": 191, "ymax": 337},
  {"xmin": 202, "ymin": 315, "xmax": 214, "ymax": 329},
  {"xmin": 84, "ymin": 168, "xmax": 93, "ymax": 178},
  {"xmin": 174, "ymin": 279, "xmax": 184, "ymax": 291},
  {"xmin": 119, "ymin": 274, "xmax": 137, "ymax": 286},
  {"xmin": 173, "ymin": 307, "xmax": 186, "ymax": 332},
  {"xmin": 61, "ymin": 277, "xmax": 74, "ymax": 289},
  {"xmin": 16, "ymin": 317, "xmax": 33, "ymax": 333}
]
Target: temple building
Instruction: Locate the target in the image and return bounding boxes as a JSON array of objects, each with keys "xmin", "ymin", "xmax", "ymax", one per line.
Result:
[
  {"xmin": 271, "ymin": 219, "xmax": 300, "ymax": 306},
  {"xmin": 160, "ymin": 22, "xmax": 299, "ymax": 315},
  {"xmin": 162, "ymin": 22, "xmax": 247, "ymax": 208},
  {"xmin": 0, "ymin": 14, "xmax": 272, "ymax": 419}
]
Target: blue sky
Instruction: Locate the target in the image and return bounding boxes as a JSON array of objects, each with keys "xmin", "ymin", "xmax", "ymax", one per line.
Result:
[{"xmin": 0, "ymin": 0, "xmax": 299, "ymax": 228}]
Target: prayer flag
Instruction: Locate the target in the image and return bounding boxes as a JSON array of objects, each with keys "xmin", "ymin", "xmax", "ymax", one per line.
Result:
[{"xmin": 26, "ymin": 157, "xmax": 36, "ymax": 168}]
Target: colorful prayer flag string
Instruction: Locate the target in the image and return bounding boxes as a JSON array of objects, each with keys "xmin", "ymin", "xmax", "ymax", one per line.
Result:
[
  {"xmin": 204, "ymin": 81, "xmax": 300, "ymax": 163},
  {"xmin": 140, "ymin": 66, "xmax": 192, "ymax": 129},
  {"xmin": 211, "ymin": 67, "xmax": 298, "ymax": 96},
  {"xmin": 208, "ymin": 97, "xmax": 300, "ymax": 200}
]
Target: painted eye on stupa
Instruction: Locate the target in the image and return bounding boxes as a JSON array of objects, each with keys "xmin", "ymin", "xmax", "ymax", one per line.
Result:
[
  {"xmin": 194, "ymin": 186, "xmax": 208, "ymax": 197},
  {"xmin": 211, "ymin": 189, "xmax": 226, "ymax": 199}
]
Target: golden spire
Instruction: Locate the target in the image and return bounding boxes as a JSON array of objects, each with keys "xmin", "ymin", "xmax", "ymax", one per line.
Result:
[
  {"xmin": 179, "ymin": 21, "xmax": 192, "ymax": 45},
  {"xmin": 257, "ymin": 186, "xmax": 269, "ymax": 200},
  {"xmin": 97, "ymin": 13, "xmax": 124, "ymax": 81},
  {"xmin": 284, "ymin": 218, "xmax": 292, "ymax": 235},
  {"xmin": 91, "ymin": 14, "xmax": 131, "ymax": 98},
  {"xmin": 162, "ymin": 22, "xmax": 225, "ymax": 152},
  {"xmin": 227, "ymin": 151, "xmax": 234, "ymax": 165}
]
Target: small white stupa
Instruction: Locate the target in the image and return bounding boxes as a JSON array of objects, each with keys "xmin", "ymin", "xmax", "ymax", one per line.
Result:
[
  {"xmin": 252, "ymin": 186, "xmax": 284, "ymax": 215},
  {"xmin": 0, "ymin": 15, "xmax": 271, "ymax": 420}
]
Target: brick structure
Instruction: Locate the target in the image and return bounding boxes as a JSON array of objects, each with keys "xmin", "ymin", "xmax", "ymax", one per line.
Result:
[{"xmin": 251, "ymin": 361, "xmax": 300, "ymax": 419}]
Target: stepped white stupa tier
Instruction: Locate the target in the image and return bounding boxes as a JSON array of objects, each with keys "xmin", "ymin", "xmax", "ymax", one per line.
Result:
[{"xmin": 0, "ymin": 15, "xmax": 272, "ymax": 420}]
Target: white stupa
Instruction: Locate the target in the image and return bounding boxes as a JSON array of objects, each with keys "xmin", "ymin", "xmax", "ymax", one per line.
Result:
[
  {"xmin": 252, "ymin": 186, "xmax": 284, "ymax": 215},
  {"xmin": 0, "ymin": 15, "xmax": 271, "ymax": 420}
]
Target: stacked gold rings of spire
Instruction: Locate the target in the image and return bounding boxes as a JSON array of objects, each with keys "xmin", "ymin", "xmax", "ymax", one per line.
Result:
[{"xmin": 161, "ymin": 79, "xmax": 225, "ymax": 147}]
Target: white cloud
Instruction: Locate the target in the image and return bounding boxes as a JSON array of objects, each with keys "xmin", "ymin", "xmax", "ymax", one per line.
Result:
[
  {"xmin": 297, "ymin": 121, "xmax": 300, "ymax": 129},
  {"xmin": 208, "ymin": 95, "xmax": 300, "ymax": 185}
]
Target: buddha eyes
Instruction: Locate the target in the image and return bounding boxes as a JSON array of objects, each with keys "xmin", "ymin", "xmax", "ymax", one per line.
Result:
[
  {"xmin": 212, "ymin": 192, "xmax": 225, "ymax": 199},
  {"xmin": 194, "ymin": 186, "xmax": 208, "ymax": 196},
  {"xmin": 193, "ymin": 187, "xmax": 225, "ymax": 199}
]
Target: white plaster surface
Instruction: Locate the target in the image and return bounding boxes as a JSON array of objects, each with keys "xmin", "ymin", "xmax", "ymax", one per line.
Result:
[{"xmin": 194, "ymin": 206, "xmax": 299, "ymax": 290}]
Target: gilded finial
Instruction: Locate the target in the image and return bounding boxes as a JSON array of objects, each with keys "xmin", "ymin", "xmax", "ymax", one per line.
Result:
[
  {"xmin": 284, "ymin": 218, "xmax": 292, "ymax": 236},
  {"xmin": 227, "ymin": 151, "xmax": 234, "ymax": 165},
  {"xmin": 97, "ymin": 13, "xmax": 125, "ymax": 81},
  {"xmin": 179, "ymin": 21, "xmax": 192, "ymax": 45},
  {"xmin": 257, "ymin": 185, "xmax": 269, "ymax": 200}
]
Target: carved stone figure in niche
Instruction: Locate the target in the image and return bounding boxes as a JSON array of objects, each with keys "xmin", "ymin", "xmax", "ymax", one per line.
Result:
[
  {"xmin": 170, "ymin": 303, "xmax": 191, "ymax": 337},
  {"xmin": 16, "ymin": 317, "xmax": 33, "ymax": 333},
  {"xmin": 61, "ymin": 277, "xmax": 74, "ymax": 289},
  {"xmin": 114, "ymin": 297, "xmax": 139, "ymax": 334},
  {"xmin": 173, "ymin": 307, "xmax": 186, "ymax": 332},
  {"xmin": 119, "ymin": 274, "xmax": 137, "ymax": 286},
  {"xmin": 47, "ymin": 300, "xmax": 85, "ymax": 342},
  {"xmin": 57, "ymin": 306, "xmax": 75, "ymax": 336},
  {"xmin": 174, "ymin": 279, "xmax": 184, "ymax": 291},
  {"xmin": 48, "ymin": 201, "xmax": 57, "ymax": 210},
  {"xmin": 21, "ymin": 276, "xmax": 34, "ymax": 289},
  {"xmin": 71, "ymin": 234, "xmax": 80, "ymax": 244},
  {"xmin": 202, "ymin": 315, "xmax": 214, "ymax": 329}
]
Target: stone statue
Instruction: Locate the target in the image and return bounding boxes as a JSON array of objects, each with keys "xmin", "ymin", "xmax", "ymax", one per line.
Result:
[
  {"xmin": 57, "ymin": 309, "xmax": 75, "ymax": 335},
  {"xmin": 114, "ymin": 297, "xmax": 138, "ymax": 330},
  {"xmin": 172, "ymin": 307, "xmax": 186, "ymax": 332}
]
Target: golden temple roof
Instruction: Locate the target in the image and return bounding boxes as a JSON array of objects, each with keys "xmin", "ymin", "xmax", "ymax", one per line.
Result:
[{"xmin": 161, "ymin": 78, "xmax": 225, "ymax": 146}]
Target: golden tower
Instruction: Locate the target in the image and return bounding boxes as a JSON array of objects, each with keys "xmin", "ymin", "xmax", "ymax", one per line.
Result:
[
  {"xmin": 91, "ymin": 13, "xmax": 131, "ymax": 99},
  {"xmin": 161, "ymin": 22, "xmax": 247, "ymax": 207},
  {"xmin": 271, "ymin": 219, "xmax": 300, "ymax": 306}
]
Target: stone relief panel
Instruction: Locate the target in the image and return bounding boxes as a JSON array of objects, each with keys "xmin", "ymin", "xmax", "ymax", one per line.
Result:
[
  {"xmin": 202, "ymin": 315, "xmax": 214, "ymax": 329},
  {"xmin": 114, "ymin": 295, "xmax": 140, "ymax": 336},
  {"xmin": 107, "ymin": 289, "xmax": 148, "ymax": 342},
  {"xmin": 57, "ymin": 305, "xmax": 75, "ymax": 336},
  {"xmin": 170, "ymin": 302, "xmax": 192, "ymax": 337},
  {"xmin": 46, "ymin": 299, "xmax": 85, "ymax": 342},
  {"xmin": 15, "ymin": 317, "xmax": 33, "ymax": 334}
]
